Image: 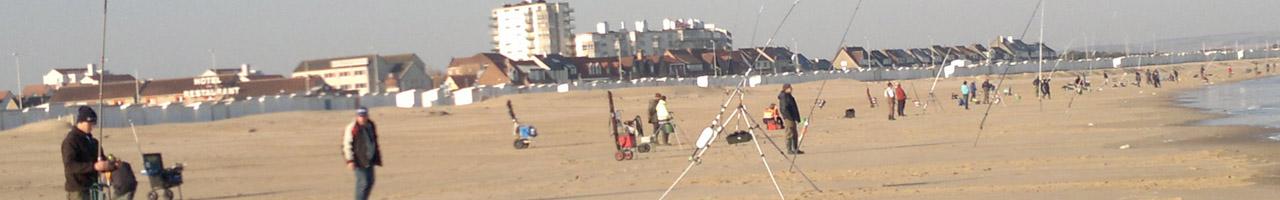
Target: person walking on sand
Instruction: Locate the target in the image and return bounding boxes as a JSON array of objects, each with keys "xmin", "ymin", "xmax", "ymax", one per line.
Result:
[
  {"xmin": 895, "ymin": 83, "xmax": 907, "ymax": 117},
  {"xmin": 883, "ymin": 82, "xmax": 897, "ymax": 120},
  {"xmin": 63, "ymin": 106, "xmax": 113, "ymax": 200},
  {"xmin": 1041, "ymin": 78, "xmax": 1052, "ymax": 99},
  {"xmin": 343, "ymin": 107, "xmax": 382, "ymax": 200},
  {"xmin": 960, "ymin": 81, "xmax": 970, "ymax": 110},
  {"xmin": 969, "ymin": 81, "xmax": 978, "ymax": 104},
  {"xmin": 982, "ymin": 79, "xmax": 994, "ymax": 104},
  {"xmin": 779, "ymin": 84, "xmax": 805, "ymax": 154}
]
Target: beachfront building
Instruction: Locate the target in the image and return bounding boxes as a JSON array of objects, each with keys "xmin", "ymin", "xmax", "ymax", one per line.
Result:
[
  {"xmin": 833, "ymin": 47, "xmax": 876, "ymax": 70},
  {"xmin": 41, "ymin": 64, "xmax": 136, "ymax": 89},
  {"xmin": 292, "ymin": 54, "xmax": 432, "ymax": 95},
  {"xmin": 991, "ymin": 36, "xmax": 1057, "ymax": 61},
  {"xmin": 574, "ymin": 18, "xmax": 732, "ymax": 58},
  {"xmin": 491, "ymin": 0, "xmax": 575, "ymax": 61},
  {"xmin": 46, "ymin": 74, "xmax": 328, "ymax": 107},
  {"xmin": 0, "ymin": 90, "xmax": 17, "ymax": 110},
  {"xmin": 447, "ymin": 53, "xmax": 526, "ymax": 86}
]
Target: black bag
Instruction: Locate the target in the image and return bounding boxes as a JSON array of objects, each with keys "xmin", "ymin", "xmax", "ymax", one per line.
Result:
[{"xmin": 726, "ymin": 131, "xmax": 753, "ymax": 144}]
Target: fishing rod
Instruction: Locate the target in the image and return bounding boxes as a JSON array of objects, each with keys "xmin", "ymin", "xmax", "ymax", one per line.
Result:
[
  {"xmin": 95, "ymin": 0, "xmax": 111, "ymax": 199},
  {"xmin": 787, "ymin": 0, "xmax": 862, "ymax": 172},
  {"xmin": 976, "ymin": 0, "xmax": 1043, "ymax": 147}
]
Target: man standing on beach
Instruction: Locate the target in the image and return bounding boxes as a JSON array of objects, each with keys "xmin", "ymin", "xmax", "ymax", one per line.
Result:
[
  {"xmin": 63, "ymin": 106, "xmax": 112, "ymax": 200},
  {"xmin": 894, "ymin": 83, "xmax": 907, "ymax": 117},
  {"xmin": 778, "ymin": 84, "xmax": 804, "ymax": 154},
  {"xmin": 343, "ymin": 107, "xmax": 382, "ymax": 200},
  {"xmin": 960, "ymin": 81, "xmax": 970, "ymax": 110},
  {"xmin": 884, "ymin": 82, "xmax": 896, "ymax": 120},
  {"xmin": 653, "ymin": 94, "xmax": 674, "ymax": 145}
]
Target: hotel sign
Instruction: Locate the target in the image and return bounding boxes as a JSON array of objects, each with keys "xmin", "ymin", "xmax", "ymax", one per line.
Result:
[{"xmin": 331, "ymin": 58, "xmax": 369, "ymax": 67}]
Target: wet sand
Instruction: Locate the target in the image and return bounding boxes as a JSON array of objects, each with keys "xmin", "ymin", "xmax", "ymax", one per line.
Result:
[{"xmin": 2, "ymin": 59, "xmax": 1279, "ymax": 199}]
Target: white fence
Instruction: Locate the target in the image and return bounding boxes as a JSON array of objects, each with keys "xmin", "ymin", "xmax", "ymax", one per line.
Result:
[{"xmin": 3, "ymin": 49, "xmax": 1278, "ymax": 131}]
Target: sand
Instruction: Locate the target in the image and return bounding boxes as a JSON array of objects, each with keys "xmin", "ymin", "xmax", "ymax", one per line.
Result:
[{"xmin": 3, "ymin": 59, "xmax": 1279, "ymax": 199}]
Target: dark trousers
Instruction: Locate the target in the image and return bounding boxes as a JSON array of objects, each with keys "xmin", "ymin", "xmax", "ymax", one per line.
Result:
[
  {"xmin": 896, "ymin": 99, "xmax": 906, "ymax": 116},
  {"xmin": 784, "ymin": 120, "xmax": 799, "ymax": 152},
  {"xmin": 67, "ymin": 189, "xmax": 90, "ymax": 200},
  {"xmin": 355, "ymin": 166, "xmax": 375, "ymax": 200}
]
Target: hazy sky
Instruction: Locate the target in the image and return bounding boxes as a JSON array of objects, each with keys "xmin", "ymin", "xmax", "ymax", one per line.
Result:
[{"xmin": 2, "ymin": 0, "xmax": 1278, "ymax": 92}]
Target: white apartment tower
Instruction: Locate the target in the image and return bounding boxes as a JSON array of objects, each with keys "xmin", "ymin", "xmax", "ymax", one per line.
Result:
[{"xmin": 491, "ymin": 0, "xmax": 575, "ymax": 61}]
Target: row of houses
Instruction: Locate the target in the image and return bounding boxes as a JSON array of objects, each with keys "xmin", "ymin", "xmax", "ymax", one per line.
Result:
[
  {"xmin": 6, "ymin": 53, "xmax": 435, "ymax": 109},
  {"xmin": 833, "ymin": 36, "xmax": 1058, "ymax": 70},
  {"xmin": 442, "ymin": 47, "xmax": 830, "ymax": 89}
]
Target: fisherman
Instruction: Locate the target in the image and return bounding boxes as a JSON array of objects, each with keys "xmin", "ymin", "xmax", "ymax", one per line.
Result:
[
  {"xmin": 1228, "ymin": 65, "xmax": 1233, "ymax": 78},
  {"xmin": 343, "ymin": 107, "xmax": 382, "ymax": 200},
  {"xmin": 1102, "ymin": 71, "xmax": 1111, "ymax": 86},
  {"xmin": 883, "ymin": 82, "xmax": 896, "ymax": 120},
  {"xmin": 960, "ymin": 81, "xmax": 970, "ymax": 110},
  {"xmin": 894, "ymin": 83, "xmax": 908, "ymax": 117},
  {"xmin": 647, "ymin": 93, "xmax": 661, "ymax": 138},
  {"xmin": 1041, "ymin": 78, "xmax": 1052, "ymax": 99},
  {"xmin": 1032, "ymin": 78, "xmax": 1042, "ymax": 98},
  {"xmin": 762, "ymin": 103, "xmax": 783, "ymax": 130},
  {"xmin": 1134, "ymin": 70, "xmax": 1142, "ymax": 87},
  {"xmin": 1173, "ymin": 70, "xmax": 1180, "ymax": 82},
  {"xmin": 982, "ymin": 79, "xmax": 994, "ymax": 105},
  {"xmin": 654, "ymin": 94, "xmax": 674, "ymax": 145},
  {"xmin": 1152, "ymin": 70, "xmax": 1162, "ymax": 88},
  {"xmin": 63, "ymin": 106, "xmax": 112, "ymax": 200},
  {"xmin": 778, "ymin": 84, "xmax": 804, "ymax": 154},
  {"xmin": 969, "ymin": 81, "xmax": 978, "ymax": 104}
]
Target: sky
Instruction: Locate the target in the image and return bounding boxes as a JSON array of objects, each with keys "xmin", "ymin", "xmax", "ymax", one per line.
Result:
[{"xmin": 2, "ymin": 0, "xmax": 1279, "ymax": 92}]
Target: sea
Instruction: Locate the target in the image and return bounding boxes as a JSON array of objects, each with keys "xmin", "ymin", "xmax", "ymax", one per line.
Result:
[{"xmin": 1177, "ymin": 76, "xmax": 1280, "ymax": 142}]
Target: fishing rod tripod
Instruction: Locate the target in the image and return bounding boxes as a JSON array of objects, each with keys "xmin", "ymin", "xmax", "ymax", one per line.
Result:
[{"xmin": 659, "ymin": 84, "xmax": 821, "ymax": 200}]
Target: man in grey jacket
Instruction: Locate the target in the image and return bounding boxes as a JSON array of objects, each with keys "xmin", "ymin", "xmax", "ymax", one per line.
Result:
[{"xmin": 343, "ymin": 107, "xmax": 382, "ymax": 200}]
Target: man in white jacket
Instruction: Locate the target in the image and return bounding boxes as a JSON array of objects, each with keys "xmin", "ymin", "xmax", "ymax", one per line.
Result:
[{"xmin": 343, "ymin": 107, "xmax": 381, "ymax": 200}]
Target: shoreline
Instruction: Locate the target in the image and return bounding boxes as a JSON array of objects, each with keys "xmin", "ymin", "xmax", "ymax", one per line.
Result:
[{"xmin": 1160, "ymin": 77, "xmax": 1280, "ymax": 186}]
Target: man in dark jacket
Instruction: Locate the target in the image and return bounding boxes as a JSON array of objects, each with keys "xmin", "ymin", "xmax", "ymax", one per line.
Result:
[
  {"xmin": 343, "ymin": 107, "xmax": 382, "ymax": 200},
  {"xmin": 63, "ymin": 106, "xmax": 113, "ymax": 200},
  {"xmin": 778, "ymin": 84, "xmax": 804, "ymax": 154}
]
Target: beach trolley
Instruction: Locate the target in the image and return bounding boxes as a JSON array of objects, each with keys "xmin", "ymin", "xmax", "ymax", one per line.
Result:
[
  {"xmin": 508, "ymin": 100, "xmax": 539, "ymax": 149},
  {"xmin": 141, "ymin": 153, "xmax": 185, "ymax": 200},
  {"xmin": 608, "ymin": 91, "xmax": 656, "ymax": 161}
]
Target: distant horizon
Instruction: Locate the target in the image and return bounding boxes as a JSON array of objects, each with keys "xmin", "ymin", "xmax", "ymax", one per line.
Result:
[{"xmin": 3, "ymin": 0, "xmax": 1278, "ymax": 92}]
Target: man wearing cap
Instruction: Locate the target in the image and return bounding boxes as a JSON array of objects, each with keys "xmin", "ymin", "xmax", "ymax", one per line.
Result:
[
  {"xmin": 343, "ymin": 107, "xmax": 382, "ymax": 200},
  {"xmin": 778, "ymin": 84, "xmax": 804, "ymax": 154},
  {"xmin": 63, "ymin": 106, "xmax": 113, "ymax": 200}
]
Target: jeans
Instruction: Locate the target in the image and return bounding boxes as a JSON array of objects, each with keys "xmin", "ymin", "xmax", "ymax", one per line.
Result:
[
  {"xmin": 896, "ymin": 99, "xmax": 906, "ymax": 116},
  {"xmin": 355, "ymin": 166, "xmax": 375, "ymax": 200}
]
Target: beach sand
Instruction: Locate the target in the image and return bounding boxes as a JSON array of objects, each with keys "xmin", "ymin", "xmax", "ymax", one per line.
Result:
[{"xmin": 3, "ymin": 59, "xmax": 1279, "ymax": 199}]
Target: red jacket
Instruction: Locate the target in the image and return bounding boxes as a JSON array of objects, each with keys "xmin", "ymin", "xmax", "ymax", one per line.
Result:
[{"xmin": 894, "ymin": 86, "xmax": 907, "ymax": 101}]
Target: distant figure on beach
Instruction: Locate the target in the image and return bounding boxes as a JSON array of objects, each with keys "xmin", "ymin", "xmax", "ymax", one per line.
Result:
[
  {"xmin": 1152, "ymin": 70, "xmax": 1162, "ymax": 88},
  {"xmin": 652, "ymin": 94, "xmax": 674, "ymax": 145},
  {"xmin": 960, "ymin": 81, "xmax": 970, "ymax": 110},
  {"xmin": 982, "ymin": 79, "xmax": 994, "ymax": 105},
  {"xmin": 1228, "ymin": 65, "xmax": 1234, "ymax": 78},
  {"xmin": 884, "ymin": 82, "xmax": 897, "ymax": 120},
  {"xmin": 1040, "ymin": 78, "xmax": 1051, "ymax": 99},
  {"xmin": 1134, "ymin": 70, "xmax": 1143, "ymax": 88},
  {"xmin": 1173, "ymin": 70, "xmax": 1180, "ymax": 82},
  {"xmin": 344, "ymin": 107, "xmax": 382, "ymax": 200},
  {"xmin": 894, "ymin": 83, "xmax": 907, "ymax": 117},
  {"xmin": 1032, "ymin": 78, "xmax": 1043, "ymax": 98},
  {"xmin": 1103, "ymin": 72, "xmax": 1111, "ymax": 86},
  {"xmin": 969, "ymin": 81, "xmax": 978, "ymax": 104},
  {"xmin": 778, "ymin": 84, "xmax": 805, "ymax": 154}
]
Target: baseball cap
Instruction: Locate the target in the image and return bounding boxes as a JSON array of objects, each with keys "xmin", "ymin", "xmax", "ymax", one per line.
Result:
[{"xmin": 356, "ymin": 107, "xmax": 369, "ymax": 117}]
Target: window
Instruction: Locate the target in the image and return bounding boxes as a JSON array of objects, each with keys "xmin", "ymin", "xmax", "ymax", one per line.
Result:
[
  {"xmin": 340, "ymin": 72, "xmax": 351, "ymax": 77},
  {"xmin": 325, "ymin": 73, "xmax": 335, "ymax": 78},
  {"xmin": 340, "ymin": 85, "xmax": 350, "ymax": 90},
  {"xmin": 354, "ymin": 70, "xmax": 364, "ymax": 75},
  {"xmin": 355, "ymin": 83, "xmax": 367, "ymax": 88}
]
